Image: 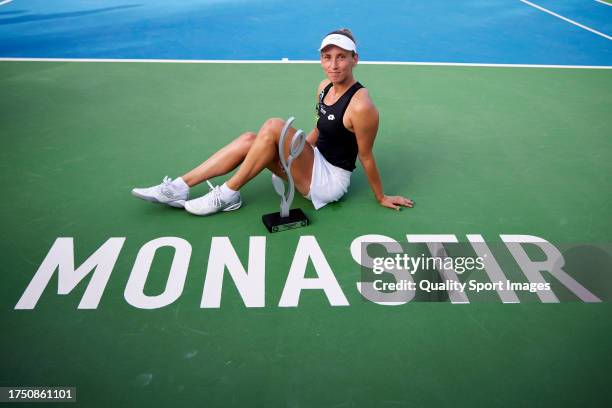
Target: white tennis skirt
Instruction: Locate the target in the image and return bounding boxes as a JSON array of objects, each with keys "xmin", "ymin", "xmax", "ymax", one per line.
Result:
[{"xmin": 305, "ymin": 146, "xmax": 352, "ymax": 210}]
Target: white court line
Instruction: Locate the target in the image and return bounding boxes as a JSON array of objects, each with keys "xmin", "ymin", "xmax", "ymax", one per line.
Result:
[
  {"xmin": 0, "ymin": 57, "xmax": 611, "ymax": 69},
  {"xmin": 519, "ymin": 0, "xmax": 612, "ymax": 40},
  {"xmin": 595, "ymin": 0, "xmax": 612, "ymax": 7},
  {"xmin": 0, "ymin": 0, "xmax": 14, "ymax": 7}
]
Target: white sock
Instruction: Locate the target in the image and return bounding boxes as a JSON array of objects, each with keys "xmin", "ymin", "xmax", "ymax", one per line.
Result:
[
  {"xmin": 171, "ymin": 177, "xmax": 189, "ymax": 192},
  {"xmin": 220, "ymin": 182, "xmax": 238, "ymax": 201}
]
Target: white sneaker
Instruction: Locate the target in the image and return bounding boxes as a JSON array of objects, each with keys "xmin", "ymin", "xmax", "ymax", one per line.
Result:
[
  {"xmin": 184, "ymin": 185, "xmax": 242, "ymax": 216},
  {"xmin": 131, "ymin": 176, "xmax": 188, "ymax": 208}
]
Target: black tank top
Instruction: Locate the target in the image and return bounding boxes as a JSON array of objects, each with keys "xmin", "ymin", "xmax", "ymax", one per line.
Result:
[{"xmin": 316, "ymin": 81, "xmax": 364, "ymax": 172}]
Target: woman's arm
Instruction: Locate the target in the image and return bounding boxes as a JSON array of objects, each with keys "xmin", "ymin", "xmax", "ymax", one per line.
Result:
[{"xmin": 352, "ymin": 94, "xmax": 414, "ymax": 210}]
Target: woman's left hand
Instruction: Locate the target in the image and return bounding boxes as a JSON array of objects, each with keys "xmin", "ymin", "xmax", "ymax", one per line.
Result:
[{"xmin": 379, "ymin": 195, "xmax": 414, "ymax": 211}]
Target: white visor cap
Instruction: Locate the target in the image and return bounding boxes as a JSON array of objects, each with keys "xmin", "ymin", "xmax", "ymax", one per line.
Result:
[{"xmin": 319, "ymin": 33, "xmax": 357, "ymax": 53}]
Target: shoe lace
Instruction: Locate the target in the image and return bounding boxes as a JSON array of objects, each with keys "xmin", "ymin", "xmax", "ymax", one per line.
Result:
[
  {"xmin": 207, "ymin": 186, "xmax": 223, "ymax": 208},
  {"xmin": 160, "ymin": 176, "xmax": 176, "ymax": 198}
]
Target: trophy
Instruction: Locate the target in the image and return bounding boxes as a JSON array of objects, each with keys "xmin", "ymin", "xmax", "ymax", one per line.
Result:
[{"xmin": 262, "ymin": 117, "xmax": 310, "ymax": 233}]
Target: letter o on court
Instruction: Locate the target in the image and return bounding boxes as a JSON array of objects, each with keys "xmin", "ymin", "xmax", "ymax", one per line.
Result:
[{"xmin": 124, "ymin": 237, "xmax": 192, "ymax": 309}]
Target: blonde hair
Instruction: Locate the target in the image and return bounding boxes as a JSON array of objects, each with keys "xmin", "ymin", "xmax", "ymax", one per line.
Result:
[
  {"xmin": 327, "ymin": 28, "xmax": 356, "ymax": 43},
  {"xmin": 325, "ymin": 28, "xmax": 357, "ymax": 55}
]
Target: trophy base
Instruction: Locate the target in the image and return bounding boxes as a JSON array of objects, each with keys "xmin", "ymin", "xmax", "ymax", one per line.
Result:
[{"xmin": 262, "ymin": 208, "xmax": 309, "ymax": 233}]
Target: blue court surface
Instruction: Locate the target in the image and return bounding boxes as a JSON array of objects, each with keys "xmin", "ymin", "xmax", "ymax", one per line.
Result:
[{"xmin": 0, "ymin": 0, "xmax": 611, "ymax": 64}]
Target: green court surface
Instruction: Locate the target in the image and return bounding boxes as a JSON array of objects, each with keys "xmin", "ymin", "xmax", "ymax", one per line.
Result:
[{"xmin": 1, "ymin": 61, "xmax": 611, "ymax": 406}]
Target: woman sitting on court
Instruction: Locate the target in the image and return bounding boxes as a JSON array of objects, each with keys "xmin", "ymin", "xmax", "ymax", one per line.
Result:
[{"xmin": 132, "ymin": 29, "xmax": 413, "ymax": 215}]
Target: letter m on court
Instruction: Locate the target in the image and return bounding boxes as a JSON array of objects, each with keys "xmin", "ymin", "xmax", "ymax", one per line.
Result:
[{"xmin": 15, "ymin": 238, "xmax": 125, "ymax": 310}]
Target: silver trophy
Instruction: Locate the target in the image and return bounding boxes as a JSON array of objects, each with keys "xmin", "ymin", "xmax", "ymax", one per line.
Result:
[{"xmin": 262, "ymin": 117, "xmax": 310, "ymax": 232}]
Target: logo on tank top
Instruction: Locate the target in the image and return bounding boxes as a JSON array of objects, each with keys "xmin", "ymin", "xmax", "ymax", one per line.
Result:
[{"xmin": 328, "ymin": 114, "xmax": 335, "ymax": 121}]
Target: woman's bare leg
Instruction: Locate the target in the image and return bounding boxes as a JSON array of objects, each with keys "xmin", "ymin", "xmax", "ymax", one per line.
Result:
[
  {"xmin": 181, "ymin": 132, "xmax": 256, "ymax": 187},
  {"xmin": 226, "ymin": 118, "xmax": 314, "ymax": 195}
]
